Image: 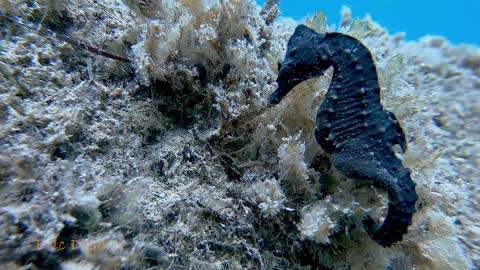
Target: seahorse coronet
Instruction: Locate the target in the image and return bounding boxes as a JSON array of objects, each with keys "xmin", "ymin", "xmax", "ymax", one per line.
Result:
[{"xmin": 267, "ymin": 24, "xmax": 418, "ymax": 247}]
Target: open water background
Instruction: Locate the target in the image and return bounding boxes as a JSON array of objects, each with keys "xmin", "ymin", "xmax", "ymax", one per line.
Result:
[{"xmin": 257, "ymin": 0, "xmax": 479, "ymax": 45}]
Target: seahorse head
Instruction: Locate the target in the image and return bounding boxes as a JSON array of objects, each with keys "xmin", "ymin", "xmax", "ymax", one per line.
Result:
[{"xmin": 268, "ymin": 25, "xmax": 333, "ymax": 105}]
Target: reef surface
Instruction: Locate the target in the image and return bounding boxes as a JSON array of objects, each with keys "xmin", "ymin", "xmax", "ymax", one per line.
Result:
[{"xmin": 0, "ymin": 1, "xmax": 479, "ymax": 269}]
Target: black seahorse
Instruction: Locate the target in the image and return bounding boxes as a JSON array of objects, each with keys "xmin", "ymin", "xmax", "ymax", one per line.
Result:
[{"xmin": 267, "ymin": 25, "xmax": 418, "ymax": 247}]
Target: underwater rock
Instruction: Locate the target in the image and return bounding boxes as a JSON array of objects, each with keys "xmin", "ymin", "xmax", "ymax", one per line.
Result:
[{"xmin": 0, "ymin": 0, "xmax": 478, "ymax": 269}]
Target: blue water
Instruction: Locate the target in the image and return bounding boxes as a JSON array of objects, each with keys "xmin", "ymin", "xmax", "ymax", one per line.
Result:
[{"xmin": 257, "ymin": 0, "xmax": 479, "ymax": 45}]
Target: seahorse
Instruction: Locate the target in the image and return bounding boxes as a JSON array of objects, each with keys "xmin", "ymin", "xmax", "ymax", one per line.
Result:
[{"xmin": 267, "ymin": 25, "xmax": 418, "ymax": 247}]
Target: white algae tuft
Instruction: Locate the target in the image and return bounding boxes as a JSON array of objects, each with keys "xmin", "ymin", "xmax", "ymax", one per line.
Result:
[{"xmin": 0, "ymin": 0, "xmax": 479, "ymax": 269}]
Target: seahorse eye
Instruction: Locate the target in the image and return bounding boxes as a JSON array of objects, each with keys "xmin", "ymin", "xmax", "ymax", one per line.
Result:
[
  {"xmin": 316, "ymin": 48, "xmax": 330, "ymax": 62},
  {"xmin": 289, "ymin": 48, "xmax": 297, "ymax": 57}
]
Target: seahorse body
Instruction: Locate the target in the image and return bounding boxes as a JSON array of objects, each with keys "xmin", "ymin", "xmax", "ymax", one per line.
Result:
[{"xmin": 267, "ymin": 25, "xmax": 418, "ymax": 247}]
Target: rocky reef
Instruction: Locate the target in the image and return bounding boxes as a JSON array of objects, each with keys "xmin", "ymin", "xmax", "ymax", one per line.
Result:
[{"xmin": 0, "ymin": 0, "xmax": 478, "ymax": 269}]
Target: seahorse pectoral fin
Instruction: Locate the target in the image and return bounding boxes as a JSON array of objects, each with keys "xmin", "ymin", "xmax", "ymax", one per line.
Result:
[{"xmin": 385, "ymin": 110, "xmax": 407, "ymax": 152}]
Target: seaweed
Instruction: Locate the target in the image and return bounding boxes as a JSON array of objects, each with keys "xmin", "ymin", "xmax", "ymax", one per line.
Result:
[{"xmin": 1, "ymin": 12, "xmax": 131, "ymax": 63}]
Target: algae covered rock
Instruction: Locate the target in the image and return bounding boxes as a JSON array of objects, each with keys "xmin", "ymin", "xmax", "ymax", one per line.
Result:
[{"xmin": 0, "ymin": 0, "xmax": 478, "ymax": 269}]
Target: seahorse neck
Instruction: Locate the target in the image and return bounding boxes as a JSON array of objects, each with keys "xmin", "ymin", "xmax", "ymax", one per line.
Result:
[{"xmin": 325, "ymin": 37, "xmax": 381, "ymax": 102}]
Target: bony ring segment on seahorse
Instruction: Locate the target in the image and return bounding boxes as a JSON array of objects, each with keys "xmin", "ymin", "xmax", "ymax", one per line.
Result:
[{"xmin": 267, "ymin": 25, "xmax": 418, "ymax": 247}]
